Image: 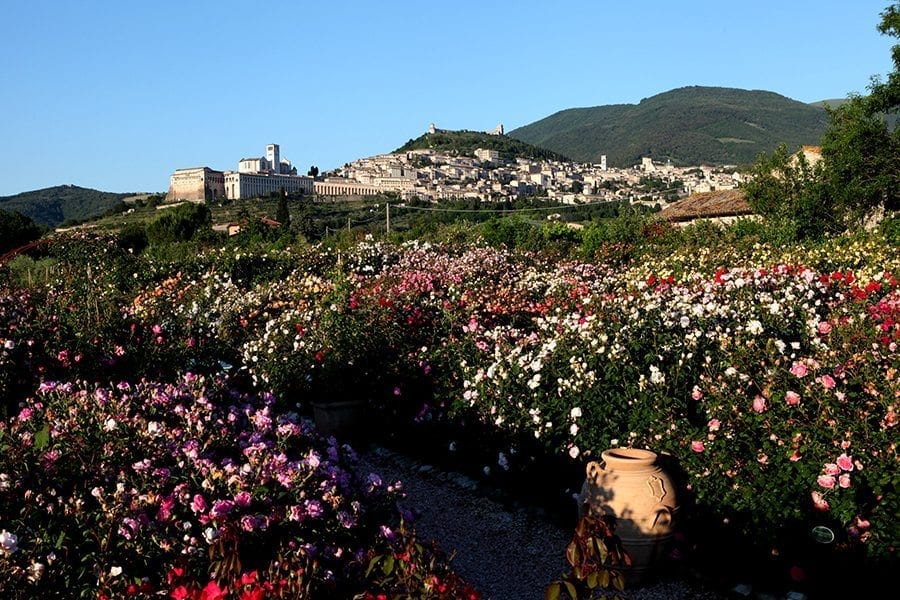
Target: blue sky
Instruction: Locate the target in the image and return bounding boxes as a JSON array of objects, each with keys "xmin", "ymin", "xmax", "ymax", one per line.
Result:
[{"xmin": 0, "ymin": 0, "xmax": 895, "ymax": 196}]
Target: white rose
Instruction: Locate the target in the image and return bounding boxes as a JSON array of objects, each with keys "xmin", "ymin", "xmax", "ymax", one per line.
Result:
[{"xmin": 0, "ymin": 530, "xmax": 19, "ymax": 555}]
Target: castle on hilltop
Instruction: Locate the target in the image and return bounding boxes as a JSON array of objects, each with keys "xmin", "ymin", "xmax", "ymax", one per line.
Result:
[
  {"xmin": 428, "ymin": 123, "xmax": 504, "ymax": 136},
  {"xmin": 166, "ymin": 144, "xmax": 314, "ymax": 203}
]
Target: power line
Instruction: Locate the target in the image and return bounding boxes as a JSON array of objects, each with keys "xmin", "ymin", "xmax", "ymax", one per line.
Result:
[{"xmin": 389, "ymin": 198, "xmax": 626, "ymax": 214}]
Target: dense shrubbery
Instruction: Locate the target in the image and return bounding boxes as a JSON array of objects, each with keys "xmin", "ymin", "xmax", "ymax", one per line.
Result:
[{"xmin": 0, "ymin": 209, "xmax": 44, "ymax": 255}]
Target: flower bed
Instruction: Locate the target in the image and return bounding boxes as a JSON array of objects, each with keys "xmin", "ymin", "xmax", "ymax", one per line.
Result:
[
  {"xmin": 0, "ymin": 373, "xmax": 476, "ymax": 598},
  {"xmin": 2, "ymin": 229, "xmax": 898, "ymax": 594}
]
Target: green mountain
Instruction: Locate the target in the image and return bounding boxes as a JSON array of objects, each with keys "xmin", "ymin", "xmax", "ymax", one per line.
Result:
[
  {"xmin": 0, "ymin": 185, "xmax": 136, "ymax": 229},
  {"xmin": 508, "ymin": 86, "xmax": 830, "ymax": 167},
  {"xmin": 811, "ymin": 97, "xmax": 899, "ymax": 129},
  {"xmin": 394, "ymin": 129, "xmax": 569, "ymax": 162}
]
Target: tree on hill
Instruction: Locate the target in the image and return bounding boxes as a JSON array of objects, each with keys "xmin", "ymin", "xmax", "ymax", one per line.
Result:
[
  {"xmin": 0, "ymin": 209, "xmax": 45, "ymax": 254},
  {"xmin": 395, "ymin": 130, "xmax": 569, "ymax": 162},
  {"xmin": 744, "ymin": 2, "xmax": 900, "ymax": 237},
  {"xmin": 145, "ymin": 202, "xmax": 211, "ymax": 246},
  {"xmin": 820, "ymin": 1, "xmax": 899, "ymax": 222},
  {"xmin": 275, "ymin": 194, "xmax": 290, "ymax": 226}
]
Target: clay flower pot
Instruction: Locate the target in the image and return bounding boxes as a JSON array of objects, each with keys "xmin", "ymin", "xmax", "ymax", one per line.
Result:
[{"xmin": 578, "ymin": 448, "xmax": 679, "ymax": 583}]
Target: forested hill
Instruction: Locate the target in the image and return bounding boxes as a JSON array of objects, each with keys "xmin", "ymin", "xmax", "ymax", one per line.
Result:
[
  {"xmin": 508, "ymin": 86, "xmax": 830, "ymax": 167},
  {"xmin": 0, "ymin": 185, "xmax": 136, "ymax": 228},
  {"xmin": 394, "ymin": 130, "xmax": 569, "ymax": 162}
]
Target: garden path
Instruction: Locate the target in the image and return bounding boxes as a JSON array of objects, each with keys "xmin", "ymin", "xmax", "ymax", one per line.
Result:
[{"xmin": 358, "ymin": 445, "xmax": 730, "ymax": 600}]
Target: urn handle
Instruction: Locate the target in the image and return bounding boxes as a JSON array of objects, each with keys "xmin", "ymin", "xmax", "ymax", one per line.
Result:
[
  {"xmin": 586, "ymin": 460, "xmax": 603, "ymax": 481},
  {"xmin": 650, "ymin": 505, "xmax": 673, "ymax": 530}
]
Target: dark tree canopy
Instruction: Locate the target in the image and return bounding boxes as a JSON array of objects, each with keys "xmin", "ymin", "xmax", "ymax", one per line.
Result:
[
  {"xmin": 0, "ymin": 209, "xmax": 45, "ymax": 255},
  {"xmin": 744, "ymin": 2, "xmax": 900, "ymax": 237}
]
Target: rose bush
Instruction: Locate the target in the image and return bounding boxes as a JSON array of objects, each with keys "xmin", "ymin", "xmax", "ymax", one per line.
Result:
[{"xmin": 0, "ymin": 372, "xmax": 476, "ymax": 598}]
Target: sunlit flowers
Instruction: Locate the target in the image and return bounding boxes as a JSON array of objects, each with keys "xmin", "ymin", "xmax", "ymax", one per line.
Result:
[{"xmin": 0, "ymin": 529, "xmax": 18, "ymax": 555}]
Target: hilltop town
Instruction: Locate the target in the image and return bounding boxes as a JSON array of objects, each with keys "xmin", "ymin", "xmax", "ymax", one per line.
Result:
[
  {"xmin": 166, "ymin": 125, "xmax": 749, "ymax": 211},
  {"xmin": 325, "ymin": 141, "xmax": 745, "ymax": 210}
]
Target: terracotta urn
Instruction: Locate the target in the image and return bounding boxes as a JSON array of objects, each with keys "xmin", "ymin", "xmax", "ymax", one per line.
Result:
[
  {"xmin": 312, "ymin": 398, "xmax": 367, "ymax": 441},
  {"xmin": 578, "ymin": 447, "xmax": 678, "ymax": 583}
]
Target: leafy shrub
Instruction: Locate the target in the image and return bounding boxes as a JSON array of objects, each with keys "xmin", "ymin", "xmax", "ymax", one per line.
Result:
[
  {"xmin": 0, "ymin": 209, "xmax": 44, "ymax": 255},
  {"xmin": 879, "ymin": 213, "xmax": 900, "ymax": 245},
  {"xmin": 146, "ymin": 202, "xmax": 211, "ymax": 246}
]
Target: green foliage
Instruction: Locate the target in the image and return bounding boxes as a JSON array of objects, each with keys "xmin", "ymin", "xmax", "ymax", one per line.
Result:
[
  {"xmin": 743, "ymin": 3, "xmax": 900, "ymax": 236},
  {"xmin": 359, "ymin": 519, "xmax": 478, "ymax": 599},
  {"xmin": 869, "ymin": 2, "xmax": 900, "ymax": 115},
  {"xmin": 821, "ymin": 96, "xmax": 899, "ymax": 220},
  {"xmin": 509, "ymin": 86, "xmax": 829, "ymax": 167},
  {"xmin": 0, "ymin": 209, "xmax": 44, "ymax": 254},
  {"xmin": 116, "ymin": 222, "xmax": 149, "ymax": 254},
  {"xmin": 820, "ymin": 3, "xmax": 900, "ymax": 219},
  {"xmin": 0, "ymin": 185, "xmax": 137, "ymax": 228},
  {"xmin": 145, "ymin": 202, "xmax": 211, "ymax": 246},
  {"xmin": 880, "ymin": 213, "xmax": 900, "ymax": 244},
  {"xmin": 545, "ymin": 515, "xmax": 630, "ymax": 599},
  {"xmin": 480, "ymin": 215, "xmax": 543, "ymax": 250},
  {"xmin": 742, "ymin": 143, "xmax": 836, "ymax": 240},
  {"xmin": 274, "ymin": 194, "xmax": 290, "ymax": 226},
  {"xmin": 395, "ymin": 130, "xmax": 569, "ymax": 162}
]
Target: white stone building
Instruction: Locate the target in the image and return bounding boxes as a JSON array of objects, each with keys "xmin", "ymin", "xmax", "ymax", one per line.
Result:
[
  {"xmin": 224, "ymin": 172, "xmax": 313, "ymax": 199},
  {"xmin": 166, "ymin": 167, "xmax": 226, "ymax": 203},
  {"xmin": 167, "ymin": 144, "xmax": 313, "ymax": 201}
]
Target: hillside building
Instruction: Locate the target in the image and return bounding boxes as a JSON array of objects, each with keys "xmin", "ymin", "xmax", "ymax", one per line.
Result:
[
  {"xmin": 166, "ymin": 144, "xmax": 313, "ymax": 202},
  {"xmin": 224, "ymin": 171, "xmax": 313, "ymax": 199},
  {"xmin": 475, "ymin": 148, "xmax": 500, "ymax": 163},
  {"xmin": 166, "ymin": 167, "xmax": 225, "ymax": 203}
]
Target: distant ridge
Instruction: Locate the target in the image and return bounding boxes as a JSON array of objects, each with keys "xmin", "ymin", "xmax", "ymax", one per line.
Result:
[
  {"xmin": 508, "ymin": 86, "xmax": 830, "ymax": 167},
  {"xmin": 0, "ymin": 185, "xmax": 136, "ymax": 229}
]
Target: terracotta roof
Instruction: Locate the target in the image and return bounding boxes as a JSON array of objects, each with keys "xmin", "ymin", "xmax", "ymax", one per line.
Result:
[{"xmin": 658, "ymin": 189, "xmax": 752, "ymax": 222}]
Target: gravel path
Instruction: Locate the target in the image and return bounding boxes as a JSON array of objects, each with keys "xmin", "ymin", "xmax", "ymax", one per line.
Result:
[{"xmin": 359, "ymin": 445, "xmax": 731, "ymax": 600}]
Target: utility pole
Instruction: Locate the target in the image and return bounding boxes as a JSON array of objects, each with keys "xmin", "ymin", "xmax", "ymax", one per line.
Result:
[{"xmin": 386, "ymin": 203, "xmax": 390, "ymax": 234}]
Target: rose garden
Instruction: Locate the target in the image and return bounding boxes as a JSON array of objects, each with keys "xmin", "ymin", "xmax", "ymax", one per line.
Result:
[{"xmin": 0, "ymin": 212, "xmax": 897, "ymax": 599}]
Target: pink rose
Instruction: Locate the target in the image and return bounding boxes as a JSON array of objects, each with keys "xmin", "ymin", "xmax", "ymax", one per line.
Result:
[
  {"xmin": 790, "ymin": 362, "xmax": 808, "ymax": 378},
  {"xmin": 190, "ymin": 494, "xmax": 207, "ymax": 514},
  {"xmin": 785, "ymin": 391, "xmax": 801, "ymax": 405},
  {"xmin": 838, "ymin": 473, "xmax": 851, "ymax": 488},
  {"xmin": 691, "ymin": 440, "xmax": 705, "ymax": 453},
  {"xmin": 691, "ymin": 387, "xmax": 703, "ymax": 400},
  {"xmin": 817, "ymin": 321, "xmax": 832, "ymax": 335},
  {"xmin": 752, "ymin": 395, "xmax": 767, "ymax": 413},
  {"xmin": 707, "ymin": 418, "xmax": 721, "ymax": 432},
  {"xmin": 811, "ymin": 491, "xmax": 830, "ymax": 512},
  {"xmin": 836, "ymin": 453, "xmax": 854, "ymax": 471},
  {"xmin": 817, "ymin": 474, "xmax": 836, "ymax": 489},
  {"xmin": 824, "ymin": 463, "xmax": 841, "ymax": 476},
  {"xmin": 820, "ymin": 374, "xmax": 836, "ymax": 389}
]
